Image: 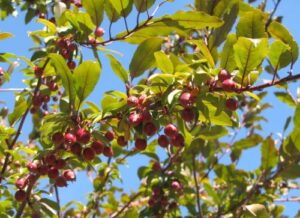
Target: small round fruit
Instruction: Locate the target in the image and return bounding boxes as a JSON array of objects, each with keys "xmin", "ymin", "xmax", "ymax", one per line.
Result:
[
  {"xmin": 152, "ymin": 161, "xmax": 161, "ymax": 171},
  {"xmin": 71, "ymin": 142, "xmax": 82, "ymax": 155},
  {"xmin": 226, "ymin": 98, "xmax": 238, "ymax": 111},
  {"xmin": 15, "ymin": 190, "xmax": 26, "ymax": 202},
  {"xmin": 222, "ymin": 79, "xmax": 236, "ymax": 91},
  {"xmin": 63, "ymin": 169, "xmax": 76, "ymax": 181},
  {"xmin": 83, "ymin": 148, "xmax": 95, "ymax": 161},
  {"xmin": 181, "ymin": 108, "xmax": 195, "ymax": 122},
  {"xmin": 48, "ymin": 167, "xmax": 59, "ymax": 179},
  {"xmin": 33, "ymin": 66, "xmax": 43, "ymax": 77},
  {"xmin": 129, "ymin": 113, "xmax": 143, "ymax": 127},
  {"xmin": 117, "ymin": 136, "xmax": 127, "ymax": 147},
  {"xmin": 143, "ymin": 122, "xmax": 157, "ymax": 136},
  {"xmin": 158, "ymin": 135, "xmax": 169, "ymax": 148},
  {"xmin": 127, "ymin": 96, "xmax": 139, "ymax": 107},
  {"xmin": 218, "ymin": 69, "xmax": 231, "ymax": 82},
  {"xmin": 179, "ymin": 92, "xmax": 195, "ymax": 108},
  {"xmin": 103, "ymin": 146, "xmax": 114, "ymax": 157},
  {"xmin": 55, "ymin": 176, "xmax": 67, "ymax": 187},
  {"xmin": 27, "ymin": 162, "xmax": 38, "ymax": 173},
  {"xmin": 171, "ymin": 180, "xmax": 182, "ymax": 192},
  {"xmin": 91, "ymin": 140, "xmax": 104, "ymax": 154},
  {"xmin": 52, "ymin": 132, "xmax": 64, "ymax": 145},
  {"xmin": 95, "ymin": 27, "xmax": 105, "ymax": 37},
  {"xmin": 164, "ymin": 124, "xmax": 178, "ymax": 138},
  {"xmin": 170, "ymin": 134, "xmax": 184, "ymax": 147},
  {"xmin": 15, "ymin": 178, "xmax": 28, "ymax": 189},
  {"xmin": 76, "ymin": 128, "xmax": 90, "ymax": 144},
  {"xmin": 135, "ymin": 138, "xmax": 147, "ymax": 151},
  {"xmin": 37, "ymin": 165, "xmax": 48, "ymax": 175},
  {"xmin": 54, "ymin": 159, "xmax": 66, "ymax": 169},
  {"xmin": 67, "ymin": 61, "xmax": 76, "ymax": 70},
  {"xmin": 105, "ymin": 130, "xmax": 115, "ymax": 141},
  {"xmin": 49, "ymin": 81, "xmax": 59, "ymax": 91},
  {"xmin": 45, "ymin": 154, "xmax": 56, "ymax": 165},
  {"xmin": 64, "ymin": 133, "xmax": 77, "ymax": 144}
]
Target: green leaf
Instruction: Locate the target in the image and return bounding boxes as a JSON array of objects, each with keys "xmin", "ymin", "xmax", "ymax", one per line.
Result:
[
  {"xmin": 236, "ymin": 11, "xmax": 267, "ymax": 38},
  {"xmin": 123, "ymin": 207, "xmax": 139, "ymax": 218},
  {"xmin": 82, "ymin": 0, "xmax": 104, "ymax": 26},
  {"xmin": 194, "ymin": 126, "xmax": 228, "ymax": 140},
  {"xmin": 274, "ymin": 92, "xmax": 296, "ymax": 107},
  {"xmin": 203, "ymin": 183, "xmax": 221, "ymax": 205},
  {"xmin": 107, "ymin": 54, "xmax": 129, "ymax": 82},
  {"xmin": 0, "ymin": 32, "xmax": 13, "ymax": 40},
  {"xmin": 74, "ymin": 60, "xmax": 101, "ymax": 107},
  {"xmin": 8, "ymin": 95, "xmax": 27, "ymax": 126},
  {"xmin": 130, "ymin": 37, "xmax": 163, "ymax": 78},
  {"xmin": 188, "ymin": 40, "xmax": 215, "ymax": 67},
  {"xmin": 281, "ymin": 165, "xmax": 300, "ymax": 179},
  {"xmin": 101, "ymin": 91, "xmax": 127, "ymax": 114},
  {"xmin": 233, "ymin": 134, "xmax": 263, "ymax": 150},
  {"xmin": 36, "ymin": 18, "xmax": 56, "ymax": 33},
  {"xmin": 134, "ymin": 0, "xmax": 155, "ymax": 12},
  {"xmin": 110, "ymin": 0, "xmax": 133, "ymax": 17},
  {"xmin": 166, "ymin": 11, "xmax": 223, "ymax": 29},
  {"xmin": 220, "ymin": 34, "xmax": 237, "ymax": 72},
  {"xmin": 49, "ymin": 54, "xmax": 76, "ymax": 109},
  {"xmin": 40, "ymin": 198, "xmax": 59, "ymax": 216},
  {"xmin": 234, "ymin": 37, "xmax": 268, "ymax": 77},
  {"xmin": 244, "ymin": 204, "xmax": 270, "ymax": 218},
  {"xmin": 261, "ymin": 136, "xmax": 278, "ymax": 170},
  {"xmin": 104, "ymin": 1, "xmax": 121, "ymax": 22},
  {"xmin": 154, "ymin": 51, "xmax": 174, "ymax": 74},
  {"xmin": 294, "ymin": 104, "xmax": 300, "ymax": 129},
  {"xmin": 268, "ymin": 40, "xmax": 291, "ymax": 70}
]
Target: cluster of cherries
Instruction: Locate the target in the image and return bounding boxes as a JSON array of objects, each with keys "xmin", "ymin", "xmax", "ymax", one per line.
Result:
[
  {"xmin": 0, "ymin": 67, "xmax": 4, "ymax": 85},
  {"xmin": 56, "ymin": 38, "xmax": 78, "ymax": 70}
]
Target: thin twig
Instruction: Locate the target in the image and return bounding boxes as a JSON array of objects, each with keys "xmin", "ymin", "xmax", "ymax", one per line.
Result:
[
  {"xmin": 275, "ymin": 197, "xmax": 300, "ymax": 202},
  {"xmin": 265, "ymin": 0, "xmax": 282, "ymax": 30},
  {"xmin": 111, "ymin": 192, "xmax": 142, "ymax": 218},
  {"xmin": 120, "ymin": 0, "xmax": 129, "ymax": 33},
  {"xmin": 54, "ymin": 185, "xmax": 62, "ymax": 218}
]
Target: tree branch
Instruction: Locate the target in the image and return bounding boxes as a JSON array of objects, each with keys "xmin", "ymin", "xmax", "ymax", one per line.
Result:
[
  {"xmin": 265, "ymin": 0, "xmax": 282, "ymax": 30},
  {"xmin": 54, "ymin": 185, "xmax": 62, "ymax": 218}
]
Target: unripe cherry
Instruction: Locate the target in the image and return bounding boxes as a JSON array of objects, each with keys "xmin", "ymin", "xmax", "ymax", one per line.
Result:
[
  {"xmin": 129, "ymin": 113, "xmax": 143, "ymax": 127},
  {"xmin": 55, "ymin": 176, "xmax": 67, "ymax": 187},
  {"xmin": 83, "ymin": 147, "xmax": 95, "ymax": 161},
  {"xmin": 117, "ymin": 136, "xmax": 127, "ymax": 147},
  {"xmin": 64, "ymin": 133, "xmax": 77, "ymax": 144},
  {"xmin": 158, "ymin": 135, "xmax": 169, "ymax": 148},
  {"xmin": 91, "ymin": 140, "xmax": 104, "ymax": 154},
  {"xmin": 143, "ymin": 122, "xmax": 157, "ymax": 136},
  {"xmin": 135, "ymin": 138, "xmax": 147, "ymax": 151},
  {"xmin": 105, "ymin": 130, "xmax": 115, "ymax": 141},
  {"xmin": 15, "ymin": 189, "xmax": 26, "ymax": 202},
  {"xmin": 222, "ymin": 79, "xmax": 236, "ymax": 91},
  {"xmin": 76, "ymin": 128, "xmax": 90, "ymax": 144},
  {"xmin": 103, "ymin": 146, "xmax": 114, "ymax": 157},
  {"xmin": 164, "ymin": 124, "xmax": 178, "ymax": 138},
  {"xmin": 63, "ymin": 169, "xmax": 76, "ymax": 181},
  {"xmin": 95, "ymin": 27, "xmax": 105, "ymax": 37},
  {"xmin": 225, "ymin": 98, "xmax": 238, "ymax": 111},
  {"xmin": 71, "ymin": 142, "xmax": 82, "ymax": 155}
]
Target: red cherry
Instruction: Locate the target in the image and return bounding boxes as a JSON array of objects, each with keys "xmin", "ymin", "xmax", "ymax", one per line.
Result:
[
  {"xmin": 15, "ymin": 178, "xmax": 28, "ymax": 189},
  {"xmin": 142, "ymin": 110, "xmax": 152, "ymax": 122},
  {"xmin": 42, "ymin": 95, "xmax": 50, "ymax": 103},
  {"xmin": 226, "ymin": 98, "xmax": 238, "ymax": 111},
  {"xmin": 91, "ymin": 140, "xmax": 104, "ymax": 154},
  {"xmin": 164, "ymin": 124, "xmax": 178, "ymax": 138},
  {"xmin": 61, "ymin": 49, "xmax": 70, "ymax": 59},
  {"xmin": 30, "ymin": 107, "xmax": 37, "ymax": 114},
  {"xmin": 71, "ymin": 142, "xmax": 82, "ymax": 155},
  {"xmin": 57, "ymin": 39, "xmax": 66, "ymax": 48},
  {"xmin": 67, "ymin": 61, "xmax": 76, "ymax": 70},
  {"xmin": 63, "ymin": 169, "xmax": 76, "ymax": 181},
  {"xmin": 68, "ymin": 43, "xmax": 77, "ymax": 52},
  {"xmin": 94, "ymin": 27, "xmax": 105, "ymax": 37},
  {"xmin": 171, "ymin": 180, "xmax": 182, "ymax": 192},
  {"xmin": 37, "ymin": 165, "xmax": 48, "ymax": 175},
  {"xmin": 103, "ymin": 146, "xmax": 114, "ymax": 157},
  {"xmin": 158, "ymin": 135, "xmax": 169, "ymax": 148},
  {"xmin": 83, "ymin": 147, "xmax": 95, "ymax": 161},
  {"xmin": 45, "ymin": 154, "xmax": 56, "ymax": 165},
  {"xmin": 15, "ymin": 190, "xmax": 26, "ymax": 202},
  {"xmin": 27, "ymin": 162, "xmax": 38, "ymax": 173},
  {"xmin": 55, "ymin": 176, "xmax": 67, "ymax": 187},
  {"xmin": 48, "ymin": 167, "xmax": 59, "ymax": 179},
  {"xmin": 33, "ymin": 66, "xmax": 43, "ymax": 77},
  {"xmin": 117, "ymin": 136, "xmax": 127, "ymax": 147},
  {"xmin": 76, "ymin": 128, "xmax": 90, "ymax": 144},
  {"xmin": 170, "ymin": 134, "xmax": 184, "ymax": 147},
  {"xmin": 148, "ymin": 197, "xmax": 155, "ymax": 207},
  {"xmin": 181, "ymin": 108, "xmax": 195, "ymax": 122},
  {"xmin": 49, "ymin": 81, "xmax": 58, "ymax": 91},
  {"xmin": 135, "ymin": 138, "xmax": 147, "ymax": 151},
  {"xmin": 179, "ymin": 92, "xmax": 195, "ymax": 108},
  {"xmin": 218, "ymin": 69, "xmax": 231, "ymax": 82},
  {"xmin": 54, "ymin": 159, "xmax": 66, "ymax": 169},
  {"xmin": 143, "ymin": 122, "xmax": 157, "ymax": 136},
  {"xmin": 129, "ymin": 113, "xmax": 143, "ymax": 127},
  {"xmin": 52, "ymin": 132, "xmax": 64, "ymax": 145},
  {"xmin": 127, "ymin": 96, "xmax": 139, "ymax": 107},
  {"xmin": 32, "ymin": 95, "xmax": 43, "ymax": 107},
  {"xmin": 64, "ymin": 133, "xmax": 77, "ymax": 144},
  {"xmin": 222, "ymin": 79, "xmax": 236, "ymax": 91},
  {"xmin": 138, "ymin": 94, "xmax": 147, "ymax": 106},
  {"xmin": 105, "ymin": 130, "xmax": 115, "ymax": 141},
  {"xmin": 152, "ymin": 161, "xmax": 161, "ymax": 171}
]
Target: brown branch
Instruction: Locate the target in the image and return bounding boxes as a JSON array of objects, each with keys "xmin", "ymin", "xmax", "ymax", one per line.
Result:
[
  {"xmin": 110, "ymin": 192, "xmax": 142, "ymax": 218},
  {"xmin": 54, "ymin": 185, "xmax": 62, "ymax": 218},
  {"xmin": 275, "ymin": 197, "xmax": 300, "ymax": 202}
]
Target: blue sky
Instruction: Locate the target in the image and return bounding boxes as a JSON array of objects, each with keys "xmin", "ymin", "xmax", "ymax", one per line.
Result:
[{"xmin": 1, "ymin": 0, "xmax": 300, "ymax": 216}]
